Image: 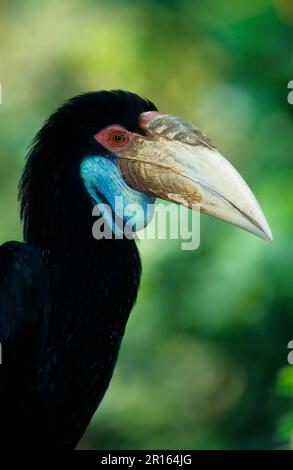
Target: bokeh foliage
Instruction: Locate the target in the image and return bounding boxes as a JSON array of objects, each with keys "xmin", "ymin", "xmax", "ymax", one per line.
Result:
[{"xmin": 0, "ymin": 0, "xmax": 292, "ymax": 450}]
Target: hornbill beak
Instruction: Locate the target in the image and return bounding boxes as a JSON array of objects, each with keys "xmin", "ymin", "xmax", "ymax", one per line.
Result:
[{"xmin": 118, "ymin": 112, "xmax": 273, "ymax": 241}]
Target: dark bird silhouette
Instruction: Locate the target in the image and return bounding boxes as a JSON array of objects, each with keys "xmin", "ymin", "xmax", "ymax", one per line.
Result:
[{"xmin": 0, "ymin": 90, "xmax": 272, "ymax": 448}]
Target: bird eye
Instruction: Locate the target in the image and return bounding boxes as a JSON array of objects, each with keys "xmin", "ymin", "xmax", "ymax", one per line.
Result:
[
  {"xmin": 94, "ymin": 125, "xmax": 130, "ymax": 151},
  {"xmin": 107, "ymin": 130, "xmax": 129, "ymax": 147}
]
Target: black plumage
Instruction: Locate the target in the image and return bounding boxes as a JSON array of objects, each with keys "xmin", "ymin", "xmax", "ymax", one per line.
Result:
[{"xmin": 0, "ymin": 91, "xmax": 156, "ymax": 448}]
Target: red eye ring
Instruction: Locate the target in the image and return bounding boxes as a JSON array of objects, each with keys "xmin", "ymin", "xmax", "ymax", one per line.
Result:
[
  {"xmin": 94, "ymin": 125, "xmax": 130, "ymax": 151},
  {"xmin": 106, "ymin": 129, "xmax": 129, "ymax": 148}
]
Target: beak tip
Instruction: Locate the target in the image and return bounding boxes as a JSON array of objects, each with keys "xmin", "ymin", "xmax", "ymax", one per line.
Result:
[
  {"xmin": 256, "ymin": 220, "xmax": 273, "ymax": 242},
  {"xmin": 263, "ymin": 228, "xmax": 273, "ymax": 243}
]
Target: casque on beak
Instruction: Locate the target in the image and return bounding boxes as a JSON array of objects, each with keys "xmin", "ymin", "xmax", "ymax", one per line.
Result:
[{"xmin": 117, "ymin": 112, "xmax": 273, "ymax": 241}]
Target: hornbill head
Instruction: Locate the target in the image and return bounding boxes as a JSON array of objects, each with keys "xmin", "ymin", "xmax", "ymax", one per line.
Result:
[
  {"xmin": 80, "ymin": 91, "xmax": 272, "ymax": 242},
  {"xmin": 22, "ymin": 90, "xmax": 272, "ymax": 243}
]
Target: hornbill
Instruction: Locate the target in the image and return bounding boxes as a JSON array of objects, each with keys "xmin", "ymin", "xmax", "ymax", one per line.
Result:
[{"xmin": 0, "ymin": 90, "xmax": 272, "ymax": 448}]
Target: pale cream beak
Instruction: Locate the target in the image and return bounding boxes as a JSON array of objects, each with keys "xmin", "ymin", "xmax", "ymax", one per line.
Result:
[{"xmin": 117, "ymin": 112, "xmax": 273, "ymax": 241}]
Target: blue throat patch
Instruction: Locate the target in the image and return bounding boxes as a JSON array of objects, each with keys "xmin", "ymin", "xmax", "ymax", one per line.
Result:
[{"xmin": 80, "ymin": 155, "xmax": 155, "ymax": 237}]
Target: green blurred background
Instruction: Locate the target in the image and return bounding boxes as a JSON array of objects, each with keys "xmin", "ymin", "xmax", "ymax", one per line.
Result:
[{"xmin": 0, "ymin": 0, "xmax": 292, "ymax": 450}]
